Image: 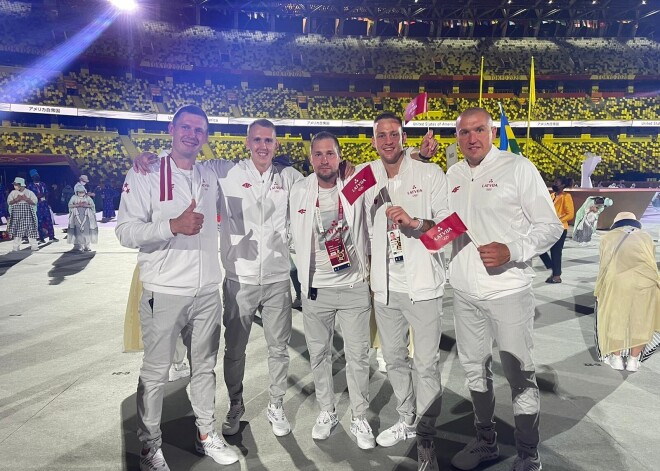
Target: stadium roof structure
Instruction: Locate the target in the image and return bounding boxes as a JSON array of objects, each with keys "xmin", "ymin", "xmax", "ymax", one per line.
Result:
[
  {"xmin": 169, "ymin": 0, "xmax": 660, "ymax": 36},
  {"xmin": 23, "ymin": 0, "xmax": 660, "ymax": 38}
]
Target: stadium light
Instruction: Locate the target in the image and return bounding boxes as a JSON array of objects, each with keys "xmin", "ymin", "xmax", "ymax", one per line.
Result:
[{"xmin": 109, "ymin": 0, "xmax": 138, "ymax": 12}]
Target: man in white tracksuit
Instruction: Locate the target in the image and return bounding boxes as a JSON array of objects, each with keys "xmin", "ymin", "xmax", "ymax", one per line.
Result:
[
  {"xmin": 363, "ymin": 112, "xmax": 450, "ymax": 471},
  {"xmin": 447, "ymin": 107, "xmax": 563, "ymax": 471},
  {"xmin": 133, "ymin": 119, "xmax": 303, "ymax": 438},
  {"xmin": 200, "ymin": 119, "xmax": 303, "ymax": 438},
  {"xmin": 116, "ymin": 105, "xmax": 237, "ymax": 471},
  {"xmin": 288, "ymin": 131, "xmax": 375, "ymax": 449}
]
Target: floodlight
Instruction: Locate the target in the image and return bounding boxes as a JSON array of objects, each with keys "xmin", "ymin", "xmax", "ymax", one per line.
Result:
[{"xmin": 109, "ymin": 0, "xmax": 138, "ymax": 12}]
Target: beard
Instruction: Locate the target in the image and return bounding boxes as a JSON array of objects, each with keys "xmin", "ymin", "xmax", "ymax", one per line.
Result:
[{"xmin": 316, "ymin": 170, "xmax": 338, "ymax": 185}]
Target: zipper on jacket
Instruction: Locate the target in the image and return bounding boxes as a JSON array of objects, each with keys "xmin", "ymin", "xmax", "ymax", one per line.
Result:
[
  {"xmin": 466, "ymin": 167, "xmax": 482, "ymax": 298},
  {"xmin": 258, "ymin": 178, "xmax": 264, "ymax": 286}
]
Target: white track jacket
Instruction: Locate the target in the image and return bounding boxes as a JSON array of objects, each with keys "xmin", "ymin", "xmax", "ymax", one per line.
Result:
[
  {"xmin": 288, "ymin": 174, "xmax": 370, "ymax": 297},
  {"xmin": 116, "ymin": 156, "xmax": 221, "ymax": 297},
  {"xmin": 447, "ymin": 146, "xmax": 563, "ymax": 300},
  {"xmin": 203, "ymin": 158, "xmax": 303, "ymax": 285},
  {"xmin": 364, "ymin": 155, "xmax": 451, "ymax": 304}
]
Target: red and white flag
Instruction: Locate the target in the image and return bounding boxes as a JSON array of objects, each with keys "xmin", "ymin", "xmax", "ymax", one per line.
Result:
[
  {"xmin": 404, "ymin": 92, "xmax": 428, "ymax": 124},
  {"xmin": 341, "ymin": 165, "xmax": 377, "ymax": 205},
  {"xmin": 420, "ymin": 212, "xmax": 468, "ymax": 252}
]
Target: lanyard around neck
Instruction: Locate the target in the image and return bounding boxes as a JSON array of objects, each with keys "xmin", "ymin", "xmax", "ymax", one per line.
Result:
[{"xmin": 315, "ymin": 188, "xmax": 344, "ymax": 239}]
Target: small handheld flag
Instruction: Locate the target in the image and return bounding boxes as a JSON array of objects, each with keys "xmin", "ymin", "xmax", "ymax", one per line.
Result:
[
  {"xmin": 341, "ymin": 165, "xmax": 377, "ymax": 205},
  {"xmin": 420, "ymin": 212, "xmax": 468, "ymax": 253},
  {"xmin": 404, "ymin": 93, "xmax": 428, "ymax": 124}
]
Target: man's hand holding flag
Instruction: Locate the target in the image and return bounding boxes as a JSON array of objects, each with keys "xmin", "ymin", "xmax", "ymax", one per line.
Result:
[
  {"xmin": 420, "ymin": 212, "xmax": 469, "ymax": 252},
  {"xmin": 419, "ymin": 213, "xmax": 511, "ymax": 268}
]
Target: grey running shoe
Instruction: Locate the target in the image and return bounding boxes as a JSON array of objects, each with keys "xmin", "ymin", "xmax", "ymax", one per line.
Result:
[
  {"xmin": 451, "ymin": 435, "xmax": 500, "ymax": 470},
  {"xmin": 139, "ymin": 447, "xmax": 170, "ymax": 471},
  {"xmin": 221, "ymin": 400, "xmax": 245, "ymax": 436},
  {"xmin": 512, "ymin": 452, "xmax": 542, "ymax": 471}
]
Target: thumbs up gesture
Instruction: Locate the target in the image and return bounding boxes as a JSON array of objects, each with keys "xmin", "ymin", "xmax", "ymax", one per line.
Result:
[{"xmin": 170, "ymin": 200, "xmax": 204, "ymax": 236}]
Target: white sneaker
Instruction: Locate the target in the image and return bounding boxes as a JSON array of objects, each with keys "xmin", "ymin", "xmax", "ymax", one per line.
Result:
[
  {"xmin": 312, "ymin": 409, "xmax": 339, "ymax": 440},
  {"xmin": 195, "ymin": 431, "xmax": 239, "ymax": 465},
  {"xmin": 376, "ymin": 419, "xmax": 416, "ymax": 447},
  {"xmin": 350, "ymin": 416, "xmax": 375, "ymax": 449},
  {"xmin": 168, "ymin": 362, "xmax": 190, "ymax": 382},
  {"xmin": 267, "ymin": 402, "xmax": 291, "ymax": 436},
  {"xmin": 626, "ymin": 355, "xmax": 641, "ymax": 372},
  {"xmin": 605, "ymin": 354, "xmax": 624, "ymax": 370},
  {"xmin": 139, "ymin": 447, "xmax": 170, "ymax": 471},
  {"xmin": 222, "ymin": 400, "xmax": 245, "ymax": 436}
]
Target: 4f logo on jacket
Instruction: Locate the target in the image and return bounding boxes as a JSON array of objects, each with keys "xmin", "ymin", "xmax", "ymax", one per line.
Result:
[
  {"xmin": 298, "ymin": 209, "xmax": 306, "ymax": 214},
  {"xmin": 452, "ymin": 186, "xmax": 461, "ymax": 193},
  {"xmin": 242, "ymin": 182, "xmax": 252, "ymax": 189}
]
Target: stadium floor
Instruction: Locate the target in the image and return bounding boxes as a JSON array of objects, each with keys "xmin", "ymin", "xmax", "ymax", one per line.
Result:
[{"xmin": 1, "ymin": 209, "xmax": 659, "ymax": 471}]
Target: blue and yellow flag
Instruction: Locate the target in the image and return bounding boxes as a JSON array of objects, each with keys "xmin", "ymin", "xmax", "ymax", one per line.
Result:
[{"xmin": 499, "ymin": 104, "xmax": 521, "ymax": 155}]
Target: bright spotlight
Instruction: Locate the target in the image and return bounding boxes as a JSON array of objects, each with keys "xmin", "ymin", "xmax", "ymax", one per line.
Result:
[{"xmin": 109, "ymin": 0, "xmax": 138, "ymax": 12}]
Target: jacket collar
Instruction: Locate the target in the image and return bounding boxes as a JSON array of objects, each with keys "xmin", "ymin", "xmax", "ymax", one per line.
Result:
[
  {"xmin": 475, "ymin": 145, "xmax": 499, "ymax": 168},
  {"xmin": 373, "ymin": 152, "xmax": 411, "ymax": 180},
  {"xmin": 457, "ymin": 145, "xmax": 499, "ymax": 175},
  {"xmin": 245, "ymin": 158, "xmax": 273, "ymax": 180}
]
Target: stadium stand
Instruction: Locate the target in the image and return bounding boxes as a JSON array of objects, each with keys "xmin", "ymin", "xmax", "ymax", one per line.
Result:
[
  {"xmin": 0, "ymin": 15, "xmax": 658, "ymax": 186},
  {"xmin": 2, "ymin": 14, "xmax": 660, "ymax": 76},
  {"xmin": 0, "ymin": 127, "xmax": 131, "ymax": 183}
]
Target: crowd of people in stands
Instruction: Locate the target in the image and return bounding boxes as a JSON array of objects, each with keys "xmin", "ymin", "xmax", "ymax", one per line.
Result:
[
  {"xmin": 3, "ymin": 13, "xmax": 658, "ymax": 75},
  {"xmin": 2, "ymin": 67, "xmax": 659, "ymax": 126},
  {"xmin": 3, "ymin": 121, "xmax": 659, "ymax": 187}
]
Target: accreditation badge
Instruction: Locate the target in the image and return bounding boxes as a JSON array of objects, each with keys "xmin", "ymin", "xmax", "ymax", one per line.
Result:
[
  {"xmin": 387, "ymin": 229, "xmax": 404, "ymax": 262},
  {"xmin": 324, "ymin": 238, "xmax": 351, "ymax": 272}
]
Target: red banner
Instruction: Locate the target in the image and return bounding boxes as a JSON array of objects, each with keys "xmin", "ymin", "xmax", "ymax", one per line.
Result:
[
  {"xmin": 341, "ymin": 165, "xmax": 377, "ymax": 205},
  {"xmin": 404, "ymin": 93, "xmax": 428, "ymax": 124},
  {"xmin": 420, "ymin": 212, "xmax": 468, "ymax": 252}
]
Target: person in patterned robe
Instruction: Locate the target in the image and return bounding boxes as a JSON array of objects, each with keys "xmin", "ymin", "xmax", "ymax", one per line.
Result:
[{"xmin": 7, "ymin": 177, "xmax": 39, "ymax": 251}]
